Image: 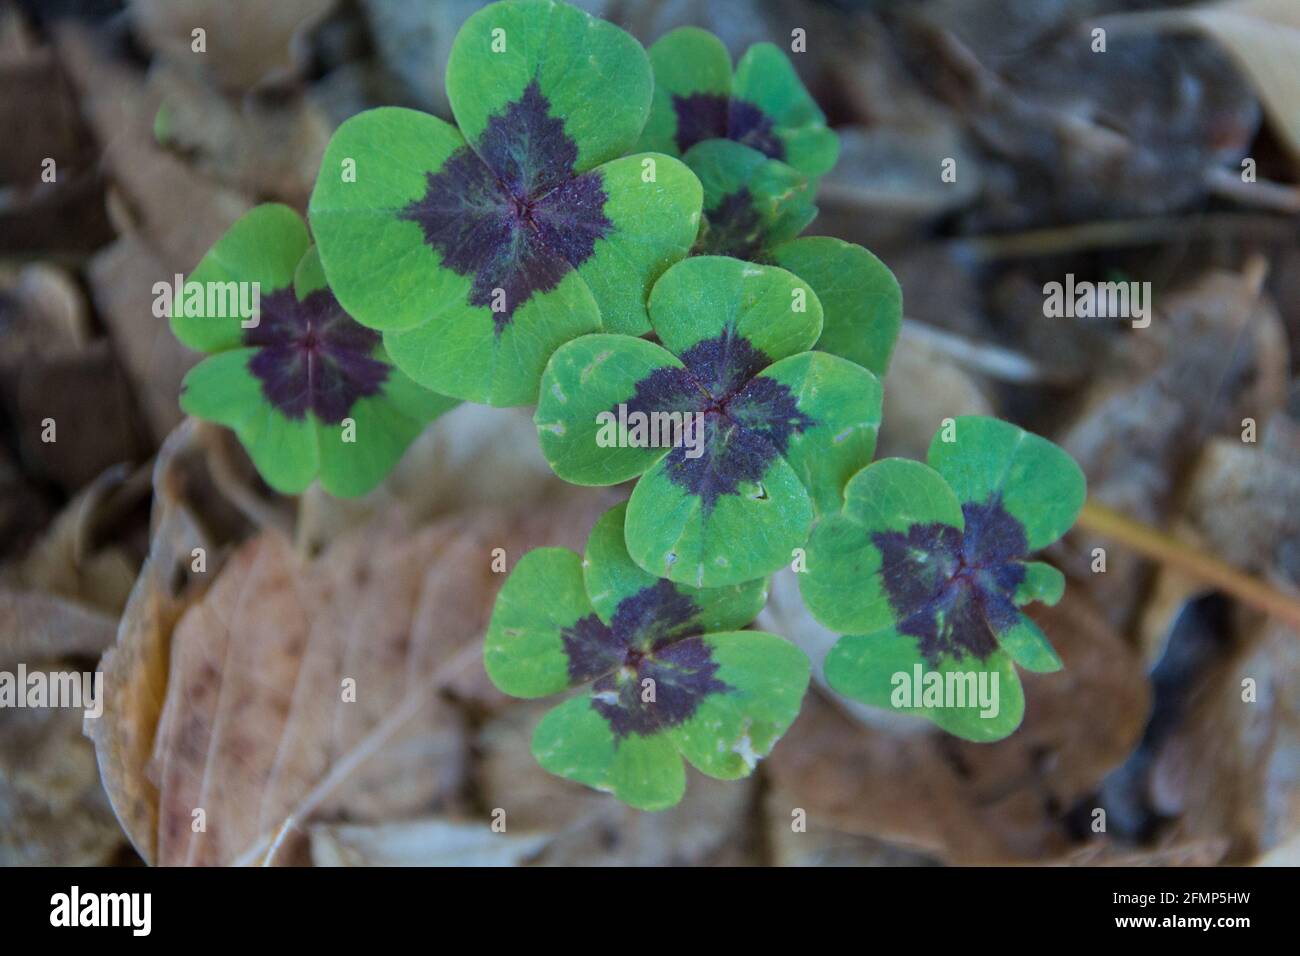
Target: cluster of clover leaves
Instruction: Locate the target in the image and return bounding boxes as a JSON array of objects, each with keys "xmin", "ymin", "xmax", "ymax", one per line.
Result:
[{"xmin": 168, "ymin": 0, "xmax": 1086, "ymax": 811}]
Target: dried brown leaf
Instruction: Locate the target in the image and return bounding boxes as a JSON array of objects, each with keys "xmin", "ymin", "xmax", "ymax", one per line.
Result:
[
  {"xmin": 135, "ymin": 489, "xmax": 609, "ymax": 865},
  {"xmin": 130, "ymin": 0, "xmax": 335, "ymax": 91},
  {"xmin": 90, "ymin": 422, "xmax": 217, "ymax": 863}
]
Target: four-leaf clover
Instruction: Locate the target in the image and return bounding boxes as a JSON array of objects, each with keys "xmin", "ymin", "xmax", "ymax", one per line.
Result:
[
  {"xmin": 535, "ymin": 255, "xmax": 883, "ymax": 587},
  {"xmin": 309, "ymin": 0, "xmax": 703, "ymax": 406},
  {"xmin": 636, "ymin": 27, "xmax": 839, "ymax": 179},
  {"xmin": 172, "ymin": 204, "xmax": 458, "ymax": 498},
  {"xmin": 798, "ymin": 416, "xmax": 1086, "ymax": 741},
  {"xmin": 485, "ymin": 502, "xmax": 810, "ymax": 810}
]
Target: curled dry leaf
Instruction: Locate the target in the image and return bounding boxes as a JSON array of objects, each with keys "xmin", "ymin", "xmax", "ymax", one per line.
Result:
[
  {"xmin": 89, "ymin": 421, "xmax": 218, "ymax": 863},
  {"xmin": 100, "ymin": 430, "xmax": 613, "ymax": 864},
  {"xmin": 130, "ymin": 0, "xmax": 336, "ymax": 91},
  {"xmin": 151, "ymin": 526, "xmax": 469, "ymax": 865}
]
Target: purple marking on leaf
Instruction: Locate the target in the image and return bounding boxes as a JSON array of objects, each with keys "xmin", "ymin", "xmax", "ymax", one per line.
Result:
[
  {"xmin": 872, "ymin": 499, "xmax": 1029, "ymax": 665},
  {"xmin": 559, "ymin": 580, "xmax": 730, "ymax": 739},
  {"xmin": 398, "ymin": 81, "xmax": 612, "ymax": 334},
  {"xmin": 672, "ymin": 93, "xmax": 784, "ymax": 160},
  {"xmin": 561, "ymin": 580, "xmax": 694, "ymax": 683},
  {"xmin": 592, "ymin": 637, "xmax": 728, "ymax": 738},
  {"xmin": 243, "ymin": 287, "xmax": 387, "ymax": 424},
  {"xmin": 622, "ymin": 329, "xmax": 813, "ymax": 510},
  {"xmin": 694, "ymin": 188, "xmax": 766, "ymax": 259}
]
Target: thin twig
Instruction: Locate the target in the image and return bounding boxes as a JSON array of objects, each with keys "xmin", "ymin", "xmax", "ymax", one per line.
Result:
[{"xmin": 1076, "ymin": 498, "xmax": 1300, "ymax": 632}]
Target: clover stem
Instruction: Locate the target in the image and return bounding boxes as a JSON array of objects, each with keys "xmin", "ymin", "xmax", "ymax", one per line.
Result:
[{"xmin": 1076, "ymin": 498, "xmax": 1300, "ymax": 631}]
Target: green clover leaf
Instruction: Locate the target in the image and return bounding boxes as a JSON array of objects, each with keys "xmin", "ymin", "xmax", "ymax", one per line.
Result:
[
  {"xmin": 798, "ymin": 416, "xmax": 1085, "ymax": 742},
  {"xmin": 308, "ymin": 0, "xmax": 703, "ymax": 406},
  {"xmin": 172, "ymin": 204, "xmax": 458, "ymax": 498},
  {"xmin": 686, "ymin": 139, "xmax": 902, "ymax": 376},
  {"xmin": 485, "ymin": 503, "xmax": 808, "ymax": 810},
  {"xmin": 637, "ymin": 27, "xmax": 838, "ymax": 179},
  {"xmin": 536, "ymin": 255, "xmax": 883, "ymax": 587}
]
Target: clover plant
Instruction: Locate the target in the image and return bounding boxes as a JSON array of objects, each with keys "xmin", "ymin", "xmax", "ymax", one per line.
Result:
[
  {"xmin": 308, "ymin": 0, "xmax": 703, "ymax": 406},
  {"xmin": 798, "ymin": 416, "xmax": 1086, "ymax": 741},
  {"xmin": 485, "ymin": 503, "xmax": 810, "ymax": 810},
  {"xmin": 159, "ymin": 0, "xmax": 1090, "ymax": 812},
  {"xmin": 172, "ymin": 204, "xmax": 458, "ymax": 498},
  {"xmin": 535, "ymin": 255, "xmax": 883, "ymax": 588}
]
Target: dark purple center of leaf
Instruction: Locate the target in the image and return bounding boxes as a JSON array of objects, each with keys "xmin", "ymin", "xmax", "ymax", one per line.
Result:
[
  {"xmin": 672, "ymin": 92, "xmax": 784, "ymax": 160},
  {"xmin": 559, "ymin": 580, "xmax": 730, "ymax": 739},
  {"xmin": 243, "ymin": 287, "xmax": 387, "ymax": 424},
  {"xmin": 872, "ymin": 499, "xmax": 1029, "ymax": 665},
  {"xmin": 694, "ymin": 188, "xmax": 766, "ymax": 259},
  {"xmin": 398, "ymin": 80, "xmax": 612, "ymax": 335},
  {"xmin": 621, "ymin": 328, "xmax": 813, "ymax": 510}
]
